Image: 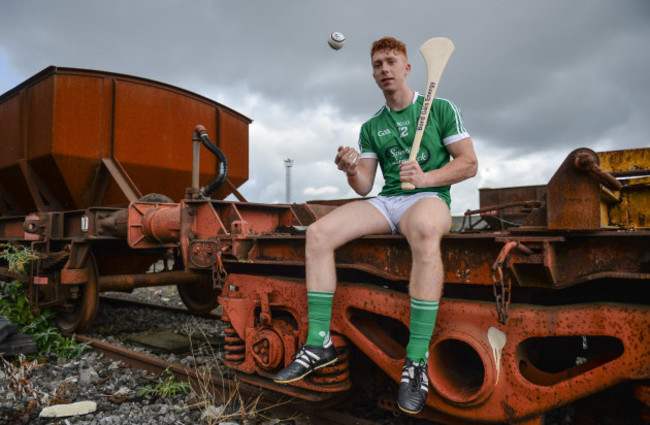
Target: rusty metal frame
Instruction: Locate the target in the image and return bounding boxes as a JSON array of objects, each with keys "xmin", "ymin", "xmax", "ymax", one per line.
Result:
[
  {"xmin": 100, "ymin": 158, "xmax": 143, "ymax": 204},
  {"xmin": 17, "ymin": 159, "xmax": 63, "ymax": 212},
  {"xmin": 219, "ymin": 273, "xmax": 650, "ymax": 423}
]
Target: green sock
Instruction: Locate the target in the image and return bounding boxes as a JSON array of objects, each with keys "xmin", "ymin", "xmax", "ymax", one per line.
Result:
[
  {"xmin": 405, "ymin": 298, "xmax": 439, "ymax": 363},
  {"xmin": 305, "ymin": 291, "xmax": 334, "ymax": 346}
]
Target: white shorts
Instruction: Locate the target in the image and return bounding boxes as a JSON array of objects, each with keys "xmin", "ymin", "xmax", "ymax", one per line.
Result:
[{"xmin": 365, "ymin": 192, "xmax": 442, "ymax": 234}]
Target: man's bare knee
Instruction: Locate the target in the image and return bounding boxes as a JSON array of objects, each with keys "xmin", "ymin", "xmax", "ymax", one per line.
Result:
[
  {"xmin": 306, "ymin": 223, "xmax": 323, "ymax": 247},
  {"xmin": 306, "ymin": 222, "xmax": 337, "ymax": 256},
  {"xmin": 406, "ymin": 221, "xmax": 445, "ymax": 245}
]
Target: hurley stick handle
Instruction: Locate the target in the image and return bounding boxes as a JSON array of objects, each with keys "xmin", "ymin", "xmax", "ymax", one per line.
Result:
[{"xmin": 402, "ymin": 37, "xmax": 454, "ymax": 190}]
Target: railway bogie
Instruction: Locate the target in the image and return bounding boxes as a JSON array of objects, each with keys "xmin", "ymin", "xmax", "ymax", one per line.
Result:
[{"xmin": 1, "ymin": 67, "xmax": 649, "ymax": 424}]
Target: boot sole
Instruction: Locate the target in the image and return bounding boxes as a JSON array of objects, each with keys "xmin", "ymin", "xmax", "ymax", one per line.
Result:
[
  {"xmin": 273, "ymin": 357, "xmax": 338, "ymax": 384},
  {"xmin": 397, "ymin": 403, "xmax": 424, "ymax": 415}
]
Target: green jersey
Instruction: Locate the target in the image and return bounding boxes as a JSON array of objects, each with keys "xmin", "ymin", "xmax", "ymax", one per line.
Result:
[{"xmin": 358, "ymin": 92, "xmax": 469, "ymax": 206}]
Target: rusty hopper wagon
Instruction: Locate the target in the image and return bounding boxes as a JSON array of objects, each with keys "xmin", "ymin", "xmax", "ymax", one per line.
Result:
[{"xmin": 1, "ymin": 67, "xmax": 649, "ymax": 425}]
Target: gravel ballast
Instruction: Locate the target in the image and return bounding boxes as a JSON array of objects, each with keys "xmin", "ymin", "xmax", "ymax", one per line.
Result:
[{"xmin": 1, "ymin": 287, "xmax": 303, "ymax": 425}]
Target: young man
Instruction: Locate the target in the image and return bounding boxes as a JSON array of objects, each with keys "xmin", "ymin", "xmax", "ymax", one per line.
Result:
[{"xmin": 273, "ymin": 36, "xmax": 478, "ymax": 414}]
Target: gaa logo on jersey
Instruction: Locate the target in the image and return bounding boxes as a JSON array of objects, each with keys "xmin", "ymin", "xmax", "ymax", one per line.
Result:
[{"xmin": 378, "ymin": 128, "xmax": 392, "ymax": 137}]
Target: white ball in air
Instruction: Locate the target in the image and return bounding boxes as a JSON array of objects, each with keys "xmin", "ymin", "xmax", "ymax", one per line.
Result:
[{"xmin": 328, "ymin": 32, "xmax": 345, "ymax": 50}]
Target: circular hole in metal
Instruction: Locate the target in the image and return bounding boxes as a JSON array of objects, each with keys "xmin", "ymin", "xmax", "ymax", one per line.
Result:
[{"xmin": 429, "ymin": 338, "xmax": 486, "ymax": 403}]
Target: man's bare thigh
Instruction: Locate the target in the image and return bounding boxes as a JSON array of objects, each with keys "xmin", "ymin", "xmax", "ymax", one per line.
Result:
[
  {"xmin": 313, "ymin": 199, "xmax": 393, "ymax": 245},
  {"xmin": 399, "ymin": 196, "xmax": 451, "ymax": 240}
]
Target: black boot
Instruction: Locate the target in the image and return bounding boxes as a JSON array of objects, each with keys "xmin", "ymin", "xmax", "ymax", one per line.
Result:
[
  {"xmin": 397, "ymin": 358, "xmax": 429, "ymax": 414},
  {"xmin": 273, "ymin": 342, "xmax": 337, "ymax": 384}
]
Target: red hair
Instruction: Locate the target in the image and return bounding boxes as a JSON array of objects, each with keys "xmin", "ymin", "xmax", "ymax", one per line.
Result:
[{"xmin": 371, "ymin": 37, "xmax": 408, "ymax": 59}]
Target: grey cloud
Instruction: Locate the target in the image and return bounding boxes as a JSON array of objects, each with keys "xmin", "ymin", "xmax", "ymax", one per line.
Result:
[{"xmin": 1, "ymin": 0, "xmax": 648, "ymax": 212}]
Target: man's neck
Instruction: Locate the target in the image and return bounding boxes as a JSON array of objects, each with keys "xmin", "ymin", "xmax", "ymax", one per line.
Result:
[{"xmin": 384, "ymin": 87, "xmax": 414, "ymax": 111}]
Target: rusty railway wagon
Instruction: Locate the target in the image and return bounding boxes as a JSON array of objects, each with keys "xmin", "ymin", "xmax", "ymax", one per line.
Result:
[{"xmin": 1, "ymin": 66, "xmax": 649, "ymax": 425}]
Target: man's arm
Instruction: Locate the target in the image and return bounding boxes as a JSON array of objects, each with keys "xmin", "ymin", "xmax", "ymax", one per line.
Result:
[
  {"xmin": 335, "ymin": 146, "xmax": 378, "ymax": 196},
  {"xmin": 398, "ymin": 137, "xmax": 478, "ymax": 188}
]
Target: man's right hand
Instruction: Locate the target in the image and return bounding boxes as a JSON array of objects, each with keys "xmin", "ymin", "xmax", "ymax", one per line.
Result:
[{"xmin": 335, "ymin": 146, "xmax": 360, "ymax": 176}]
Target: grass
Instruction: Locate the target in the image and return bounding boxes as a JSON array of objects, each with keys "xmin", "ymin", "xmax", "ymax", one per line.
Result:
[
  {"xmin": 180, "ymin": 319, "xmax": 300, "ymax": 425},
  {"xmin": 138, "ymin": 366, "xmax": 191, "ymax": 398},
  {"xmin": 0, "ymin": 243, "xmax": 92, "ymax": 358}
]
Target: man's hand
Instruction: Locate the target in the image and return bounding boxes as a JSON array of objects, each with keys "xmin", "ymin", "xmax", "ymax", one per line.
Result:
[
  {"xmin": 335, "ymin": 146, "xmax": 360, "ymax": 176},
  {"xmin": 399, "ymin": 160, "xmax": 426, "ymax": 188},
  {"xmin": 398, "ymin": 138, "xmax": 478, "ymax": 189}
]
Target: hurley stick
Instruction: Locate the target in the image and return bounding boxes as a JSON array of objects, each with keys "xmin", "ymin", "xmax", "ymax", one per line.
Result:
[{"xmin": 402, "ymin": 37, "xmax": 455, "ymax": 190}]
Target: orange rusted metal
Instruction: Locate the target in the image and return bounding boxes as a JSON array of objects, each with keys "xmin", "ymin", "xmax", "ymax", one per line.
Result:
[
  {"xmin": 218, "ymin": 273, "xmax": 650, "ymax": 423},
  {"xmin": 97, "ymin": 270, "xmax": 201, "ymax": 292},
  {"xmin": 0, "ymin": 66, "xmax": 251, "ymax": 215},
  {"xmin": 128, "ymin": 202, "xmax": 181, "ymax": 248},
  {"xmin": 546, "ymin": 148, "xmax": 603, "ymax": 230},
  {"xmin": 164, "ymin": 206, "xmax": 648, "ymax": 289},
  {"xmin": 218, "ymin": 280, "xmax": 352, "ymax": 395}
]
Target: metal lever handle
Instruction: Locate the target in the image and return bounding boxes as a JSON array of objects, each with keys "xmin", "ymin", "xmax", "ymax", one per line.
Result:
[{"xmin": 574, "ymin": 152, "xmax": 622, "ymax": 191}]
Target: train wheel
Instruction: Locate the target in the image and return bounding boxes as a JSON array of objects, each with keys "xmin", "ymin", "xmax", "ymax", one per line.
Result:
[
  {"xmin": 177, "ymin": 274, "xmax": 220, "ymax": 315},
  {"xmin": 55, "ymin": 253, "xmax": 99, "ymax": 335}
]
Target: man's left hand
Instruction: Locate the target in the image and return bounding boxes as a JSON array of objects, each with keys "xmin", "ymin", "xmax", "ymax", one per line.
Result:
[{"xmin": 399, "ymin": 160, "xmax": 426, "ymax": 188}]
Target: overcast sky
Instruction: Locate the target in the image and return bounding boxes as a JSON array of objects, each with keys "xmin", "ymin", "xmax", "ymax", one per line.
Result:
[{"xmin": 1, "ymin": 1, "xmax": 648, "ymax": 215}]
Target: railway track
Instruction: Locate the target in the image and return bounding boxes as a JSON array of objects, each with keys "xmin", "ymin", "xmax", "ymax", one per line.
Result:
[
  {"xmin": 77, "ymin": 294, "xmax": 435, "ymax": 425},
  {"xmin": 76, "ymin": 334, "xmax": 379, "ymax": 425}
]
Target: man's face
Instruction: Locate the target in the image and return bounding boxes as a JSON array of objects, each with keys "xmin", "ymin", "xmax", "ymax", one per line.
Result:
[{"xmin": 371, "ymin": 49, "xmax": 411, "ymax": 94}]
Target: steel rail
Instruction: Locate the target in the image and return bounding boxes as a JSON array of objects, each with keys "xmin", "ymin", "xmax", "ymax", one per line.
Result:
[{"xmin": 76, "ymin": 335, "xmax": 380, "ymax": 425}]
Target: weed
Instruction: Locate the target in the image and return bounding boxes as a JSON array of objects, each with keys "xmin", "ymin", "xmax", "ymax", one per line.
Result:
[
  {"xmin": 181, "ymin": 319, "xmax": 299, "ymax": 425},
  {"xmin": 138, "ymin": 367, "xmax": 190, "ymax": 398},
  {"xmin": 0, "ymin": 243, "xmax": 39, "ymax": 274},
  {"xmin": 0, "ymin": 243, "xmax": 91, "ymax": 358},
  {"xmin": 0, "ymin": 353, "xmax": 48, "ymax": 403}
]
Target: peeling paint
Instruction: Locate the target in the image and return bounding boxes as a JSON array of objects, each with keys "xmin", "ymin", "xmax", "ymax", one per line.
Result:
[{"xmin": 488, "ymin": 327, "xmax": 507, "ymax": 379}]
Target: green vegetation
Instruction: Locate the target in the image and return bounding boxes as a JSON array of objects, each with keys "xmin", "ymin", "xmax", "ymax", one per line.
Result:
[
  {"xmin": 138, "ymin": 367, "xmax": 190, "ymax": 398},
  {"xmin": 0, "ymin": 243, "xmax": 92, "ymax": 358},
  {"xmin": 0, "ymin": 242, "xmax": 39, "ymax": 274}
]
